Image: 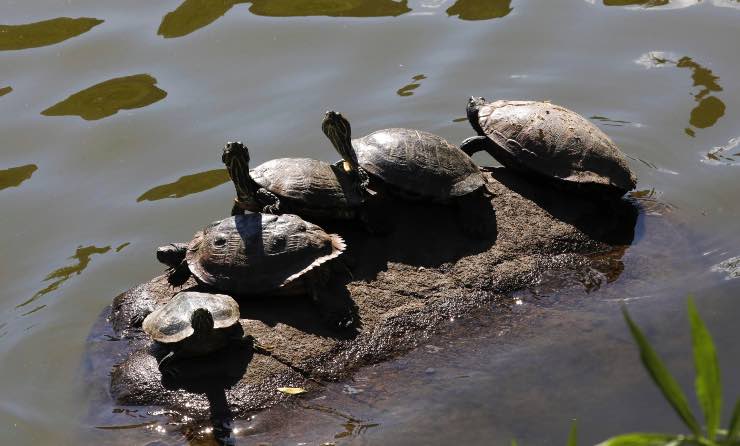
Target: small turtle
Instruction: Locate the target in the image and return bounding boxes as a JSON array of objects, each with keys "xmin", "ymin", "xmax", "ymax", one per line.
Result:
[
  {"xmin": 222, "ymin": 139, "xmax": 384, "ymax": 232},
  {"xmin": 460, "ymin": 97, "xmax": 637, "ymax": 196},
  {"xmin": 321, "ymin": 111, "xmax": 493, "ymax": 238},
  {"xmin": 142, "ymin": 291, "xmax": 242, "ymax": 375},
  {"xmin": 157, "ymin": 213, "xmax": 353, "ymax": 328}
]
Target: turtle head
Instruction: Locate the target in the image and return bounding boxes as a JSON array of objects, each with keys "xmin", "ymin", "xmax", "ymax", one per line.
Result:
[
  {"xmin": 222, "ymin": 141, "xmax": 257, "ymax": 205},
  {"xmin": 157, "ymin": 243, "xmax": 192, "ymax": 287},
  {"xmin": 191, "ymin": 308, "xmax": 214, "ymax": 333},
  {"xmin": 322, "ymin": 111, "xmax": 360, "ymax": 174},
  {"xmin": 467, "ymin": 96, "xmax": 487, "ymax": 136},
  {"xmin": 157, "ymin": 243, "xmax": 187, "ymax": 268}
]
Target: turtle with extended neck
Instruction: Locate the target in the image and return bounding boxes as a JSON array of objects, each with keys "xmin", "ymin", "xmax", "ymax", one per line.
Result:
[
  {"xmin": 460, "ymin": 97, "xmax": 637, "ymax": 197},
  {"xmin": 222, "ymin": 136, "xmax": 386, "ymax": 233},
  {"xmin": 321, "ymin": 110, "xmax": 493, "ymax": 238}
]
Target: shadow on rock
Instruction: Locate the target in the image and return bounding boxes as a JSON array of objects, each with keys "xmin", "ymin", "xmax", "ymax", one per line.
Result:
[{"xmin": 486, "ymin": 167, "xmax": 638, "ymax": 247}]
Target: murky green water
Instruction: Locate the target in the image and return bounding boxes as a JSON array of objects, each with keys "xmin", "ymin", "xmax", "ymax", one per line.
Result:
[{"xmin": 1, "ymin": 0, "xmax": 738, "ymax": 444}]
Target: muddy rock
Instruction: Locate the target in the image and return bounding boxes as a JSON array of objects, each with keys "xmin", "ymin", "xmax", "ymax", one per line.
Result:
[{"xmin": 87, "ymin": 168, "xmax": 639, "ymax": 421}]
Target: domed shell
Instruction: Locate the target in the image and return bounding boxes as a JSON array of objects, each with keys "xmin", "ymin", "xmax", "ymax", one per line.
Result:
[
  {"xmin": 474, "ymin": 100, "xmax": 637, "ymax": 193},
  {"xmin": 185, "ymin": 213, "xmax": 345, "ymax": 295},
  {"xmin": 251, "ymin": 158, "xmax": 363, "ymax": 210},
  {"xmin": 143, "ymin": 291, "xmax": 239, "ymax": 344},
  {"xmin": 352, "ymin": 128, "xmax": 485, "ymax": 201}
]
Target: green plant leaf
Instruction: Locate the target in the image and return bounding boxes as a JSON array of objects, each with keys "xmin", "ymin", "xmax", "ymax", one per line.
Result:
[
  {"xmin": 688, "ymin": 297, "xmax": 722, "ymax": 440},
  {"xmin": 596, "ymin": 432, "xmax": 680, "ymax": 446},
  {"xmin": 511, "ymin": 440, "xmax": 519, "ymax": 446},
  {"xmin": 568, "ymin": 420, "xmax": 578, "ymax": 446},
  {"xmin": 728, "ymin": 397, "xmax": 740, "ymax": 440},
  {"xmin": 622, "ymin": 306, "xmax": 701, "ymax": 436}
]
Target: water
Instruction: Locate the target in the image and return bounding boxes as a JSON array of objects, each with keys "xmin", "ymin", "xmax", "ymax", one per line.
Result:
[{"xmin": 0, "ymin": 0, "xmax": 738, "ymax": 444}]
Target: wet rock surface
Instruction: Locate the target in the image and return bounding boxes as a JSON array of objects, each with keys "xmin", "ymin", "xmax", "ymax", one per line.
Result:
[{"xmin": 86, "ymin": 168, "xmax": 640, "ymax": 423}]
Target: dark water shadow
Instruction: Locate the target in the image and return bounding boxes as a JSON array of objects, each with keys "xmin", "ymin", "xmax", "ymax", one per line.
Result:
[
  {"xmin": 446, "ymin": 0, "xmax": 513, "ymax": 20},
  {"xmin": 486, "ymin": 168, "xmax": 638, "ymax": 247},
  {"xmin": 247, "ymin": 0, "xmax": 412, "ymax": 17},
  {"xmin": 638, "ymin": 53, "xmax": 725, "ymax": 137},
  {"xmin": 0, "ymin": 164, "xmax": 37, "ymax": 191},
  {"xmin": 18, "ymin": 243, "xmax": 128, "ymax": 309},
  {"xmin": 137, "ymin": 168, "xmax": 230, "ymax": 202},
  {"xmin": 42, "ymin": 74, "xmax": 167, "ymax": 120},
  {"xmin": 396, "ymin": 74, "xmax": 426, "ymax": 97},
  {"xmin": 0, "ymin": 86, "xmax": 11, "ymax": 97},
  {"xmin": 0, "ymin": 17, "xmax": 103, "ymax": 51},
  {"xmin": 158, "ymin": 0, "xmax": 248, "ymax": 39}
]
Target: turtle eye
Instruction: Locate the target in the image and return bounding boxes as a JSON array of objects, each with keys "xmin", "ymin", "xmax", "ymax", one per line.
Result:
[{"xmin": 213, "ymin": 235, "xmax": 227, "ymax": 246}]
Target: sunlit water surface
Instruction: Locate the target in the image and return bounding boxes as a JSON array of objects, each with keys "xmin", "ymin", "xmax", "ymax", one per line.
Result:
[{"xmin": 0, "ymin": 0, "xmax": 738, "ymax": 444}]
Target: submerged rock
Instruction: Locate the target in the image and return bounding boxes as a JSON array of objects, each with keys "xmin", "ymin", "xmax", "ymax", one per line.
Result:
[{"xmin": 86, "ymin": 168, "xmax": 639, "ymax": 424}]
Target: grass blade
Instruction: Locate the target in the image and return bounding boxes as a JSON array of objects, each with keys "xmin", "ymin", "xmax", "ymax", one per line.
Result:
[
  {"xmin": 687, "ymin": 297, "xmax": 722, "ymax": 440},
  {"xmin": 622, "ymin": 306, "xmax": 701, "ymax": 436},
  {"xmin": 728, "ymin": 397, "xmax": 740, "ymax": 440},
  {"xmin": 567, "ymin": 420, "xmax": 578, "ymax": 446},
  {"xmin": 597, "ymin": 433, "xmax": 679, "ymax": 446}
]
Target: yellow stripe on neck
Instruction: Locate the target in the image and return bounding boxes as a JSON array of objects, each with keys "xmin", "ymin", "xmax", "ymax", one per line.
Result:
[{"xmin": 343, "ymin": 161, "xmax": 352, "ymax": 172}]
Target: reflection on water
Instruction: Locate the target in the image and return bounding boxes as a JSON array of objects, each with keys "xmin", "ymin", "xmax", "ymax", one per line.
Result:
[
  {"xmin": 18, "ymin": 245, "xmax": 113, "ymax": 308},
  {"xmin": 0, "ymin": 17, "xmax": 103, "ymax": 51},
  {"xmin": 137, "ymin": 168, "xmax": 230, "ymax": 202},
  {"xmin": 0, "ymin": 86, "xmax": 11, "ymax": 97},
  {"xmin": 703, "ymin": 136, "xmax": 740, "ymax": 166},
  {"xmin": 635, "ymin": 52, "xmax": 726, "ymax": 137},
  {"xmin": 600, "ymin": 0, "xmax": 740, "ymax": 8},
  {"xmin": 158, "ymin": 0, "xmax": 247, "ymax": 39},
  {"xmin": 0, "ymin": 164, "xmax": 37, "ymax": 191},
  {"xmin": 41, "ymin": 74, "xmax": 167, "ymax": 121},
  {"xmin": 446, "ymin": 0, "xmax": 513, "ymax": 20},
  {"xmin": 396, "ymin": 74, "xmax": 426, "ymax": 97},
  {"xmin": 248, "ymin": 0, "xmax": 411, "ymax": 17},
  {"xmin": 603, "ymin": 0, "xmax": 669, "ymax": 7},
  {"xmin": 590, "ymin": 115, "xmax": 643, "ymax": 128},
  {"xmin": 711, "ymin": 256, "xmax": 740, "ymax": 280}
]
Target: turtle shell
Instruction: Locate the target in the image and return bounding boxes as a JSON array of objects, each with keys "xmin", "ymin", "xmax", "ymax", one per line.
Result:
[
  {"xmin": 352, "ymin": 128, "xmax": 485, "ymax": 201},
  {"xmin": 251, "ymin": 158, "xmax": 363, "ymax": 212},
  {"xmin": 475, "ymin": 100, "xmax": 637, "ymax": 194},
  {"xmin": 142, "ymin": 291, "xmax": 239, "ymax": 344},
  {"xmin": 185, "ymin": 213, "xmax": 345, "ymax": 295}
]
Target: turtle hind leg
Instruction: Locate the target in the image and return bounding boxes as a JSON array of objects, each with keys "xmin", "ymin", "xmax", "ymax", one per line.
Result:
[
  {"xmin": 158, "ymin": 351, "xmax": 179, "ymax": 377},
  {"xmin": 167, "ymin": 261, "xmax": 192, "ymax": 287},
  {"xmin": 306, "ymin": 268, "xmax": 357, "ymax": 331},
  {"xmin": 456, "ymin": 188, "xmax": 497, "ymax": 240}
]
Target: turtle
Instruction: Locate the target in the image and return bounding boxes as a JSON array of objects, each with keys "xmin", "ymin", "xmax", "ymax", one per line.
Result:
[
  {"xmin": 142, "ymin": 291, "xmax": 242, "ymax": 376},
  {"xmin": 321, "ymin": 110, "xmax": 494, "ymax": 238},
  {"xmin": 157, "ymin": 213, "xmax": 354, "ymax": 329},
  {"xmin": 460, "ymin": 97, "xmax": 637, "ymax": 197},
  {"xmin": 222, "ymin": 139, "xmax": 386, "ymax": 233}
]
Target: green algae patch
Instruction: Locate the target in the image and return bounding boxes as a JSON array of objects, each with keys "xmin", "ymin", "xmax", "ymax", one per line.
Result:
[
  {"xmin": 137, "ymin": 169, "xmax": 231, "ymax": 202},
  {"xmin": 0, "ymin": 17, "xmax": 103, "ymax": 51},
  {"xmin": 42, "ymin": 74, "xmax": 167, "ymax": 120}
]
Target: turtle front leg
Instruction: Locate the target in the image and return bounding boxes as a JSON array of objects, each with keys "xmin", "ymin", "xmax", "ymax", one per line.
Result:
[
  {"xmin": 305, "ymin": 268, "xmax": 356, "ymax": 330},
  {"xmin": 456, "ymin": 188, "xmax": 497, "ymax": 240},
  {"xmin": 256, "ymin": 188, "xmax": 282, "ymax": 214}
]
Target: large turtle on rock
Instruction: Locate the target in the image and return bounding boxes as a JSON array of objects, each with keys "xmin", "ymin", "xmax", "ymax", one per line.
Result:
[
  {"xmin": 157, "ymin": 213, "xmax": 353, "ymax": 329},
  {"xmin": 460, "ymin": 97, "xmax": 637, "ymax": 197},
  {"xmin": 222, "ymin": 139, "xmax": 385, "ymax": 233},
  {"xmin": 321, "ymin": 110, "xmax": 494, "ymax": 238},
  {"xmin": 142, "ymin": 291, "xmax": 242, "ymax": 375}
]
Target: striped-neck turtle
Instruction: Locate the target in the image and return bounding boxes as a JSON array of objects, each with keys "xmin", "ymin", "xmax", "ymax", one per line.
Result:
[
  {"xmin": 460, "ymin": 97, "xmax": 637, "ymax": 197},
  {"xmin": 157, "ymin": 213, "xmax": 353, "ymax": 328},
  {"xmin": 222, "ymin": 139, "xmax": 383, "ymax": 232},
  {"xmin": 321, "ymin": 111, "xmax": 493, "ymax": 238},
  {"xmin": 142, "ymin": 291, "xmax": 242, "ymax": 375}
]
